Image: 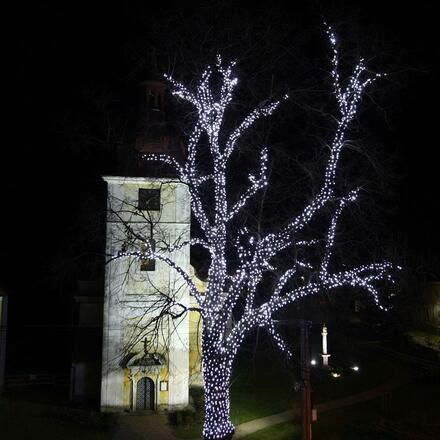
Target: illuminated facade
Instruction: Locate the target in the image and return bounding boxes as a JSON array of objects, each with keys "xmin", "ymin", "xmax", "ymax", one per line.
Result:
[{"xmin": 100, "ymin": 72, "xmax": 203, "ymax": 412}]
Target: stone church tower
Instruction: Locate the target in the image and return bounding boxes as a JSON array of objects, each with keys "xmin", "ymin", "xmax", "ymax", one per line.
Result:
[{"xmin": 100, "ymin": 68, "xmax": 202, "ymax": 412}]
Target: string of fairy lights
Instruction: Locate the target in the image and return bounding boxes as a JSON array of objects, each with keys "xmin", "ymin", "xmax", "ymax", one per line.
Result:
[{"xmin": 114, "ymin": 26, "xmax": 397, "ymax": 440}]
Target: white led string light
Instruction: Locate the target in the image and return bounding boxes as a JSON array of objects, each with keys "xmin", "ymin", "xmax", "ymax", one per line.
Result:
[{"xmin": 114, "ymin": 27, "xmax": 397, "ymax": 440}]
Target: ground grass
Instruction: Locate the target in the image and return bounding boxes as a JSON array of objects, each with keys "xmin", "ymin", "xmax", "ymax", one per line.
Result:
[
  {"xmin": 2, "ymin": 341, "xmax": 426, "ymax": 440},
  {"xmin": 239, "ymin": 400, "xmax": 399, "ymax": 440},
  {"xmin": 311, "ymin": 349, "xmax": 404, "ymax": 403},
  {"xmin": 242, "ymin": 378, "xmax": 440, "ymax": 440},
  {"xmin": 172, "ymin": 342, "xmax": 404, "ymax": 438},
  {"xmin": 175, "ymin": 346, "xmax": 402, "ymax": 439},
  {"xmin": 407, "ymin": 329, "xmax": 440, "ymax": 351},
  {"xmin": 386, "ymin": 375, "xmax": 440, "ymax": 438},
  {"xmin": 230, "ymin": 351, "xmax": 296, "ymax": 425},
  {"xmin": 0, "ymin": 389, "xmax": 109, "ymax": 440},
  {"xmin": 304, "ymin": 400, "xmax": 396, "ymax": 440},
  {"xmin": 173, "ymin": 353, "xmax": 296, "ymax": 438},
  {"xmin": 235, "ymin": 360, "xmax": 440, "ymax": 439},
  {"xmin": 172, "ymin": 387, "xmax": 204, "ymax": 439}
]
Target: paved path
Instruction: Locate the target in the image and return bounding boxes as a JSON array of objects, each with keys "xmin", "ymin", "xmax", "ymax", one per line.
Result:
[
  {"xmin": 233, "ymin": 370, "xmax": 410, "ymax": 438},
  {"xmin": 112, "ymin": 412, "xmax": 178, "ymax": 440},
  {"xmin": 235, "ymin": 409, "xmax": 298, "ymax": 438}
]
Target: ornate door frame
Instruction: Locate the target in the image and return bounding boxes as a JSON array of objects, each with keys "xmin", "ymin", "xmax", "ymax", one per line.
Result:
[{"xmin": 128, "ymin": 367, "xmax": 161, "ymax": 411}]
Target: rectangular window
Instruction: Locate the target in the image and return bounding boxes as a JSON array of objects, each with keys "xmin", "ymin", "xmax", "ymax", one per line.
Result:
[
  {"xmin": 140, "ymin": 239, "xmax": 156, "ymax": 272},
  {"xmin": 138, "ymin": 188, "xmax": 160, "ymax": 211}
]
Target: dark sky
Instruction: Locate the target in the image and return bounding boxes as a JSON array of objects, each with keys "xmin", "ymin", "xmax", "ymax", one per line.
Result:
[{"xmin": 2, "ymin": 1, "xmax": 439, "ymax": 323}]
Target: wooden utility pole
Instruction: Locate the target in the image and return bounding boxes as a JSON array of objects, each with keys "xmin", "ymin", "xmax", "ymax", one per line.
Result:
[
  {"xmin": 0, "ymin": 293, "xmax": 8, "ymax": 394},
  {"xmin": 300, "ymin": 320, "xmax": 312, "ymax": 440},
  {"xmin": 274, "ymin": 318, "xmax": 313, "ymax": 440}
]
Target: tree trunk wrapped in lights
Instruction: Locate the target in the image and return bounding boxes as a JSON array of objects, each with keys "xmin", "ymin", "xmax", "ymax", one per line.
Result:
[
  {"xmin": 202, "ymin": 335, "xmax": 235, "ymax": 439},
  {"xmin": 115, "ymin": 26, "xmax": 398, "ymax": 440}
]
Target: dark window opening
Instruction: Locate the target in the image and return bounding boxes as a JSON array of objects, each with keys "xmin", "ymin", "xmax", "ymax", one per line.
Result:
[{"xmin": 138, "ymin": 188, "xmax": 160, "ymax": 211}]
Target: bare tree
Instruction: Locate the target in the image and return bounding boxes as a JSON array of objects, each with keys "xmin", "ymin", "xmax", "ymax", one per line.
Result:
[{"xmin": 112, "ymin": 27, "xmax": 397, "ymax": 440}]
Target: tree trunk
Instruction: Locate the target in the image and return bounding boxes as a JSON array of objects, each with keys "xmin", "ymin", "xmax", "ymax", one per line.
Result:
[{"xmin": 202, "ymin": 348, "xmax": 235, "ymax": 440}]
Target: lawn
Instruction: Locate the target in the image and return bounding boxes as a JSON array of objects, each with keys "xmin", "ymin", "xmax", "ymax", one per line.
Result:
[
  {"xmin": 230, "ymin": 351, "xmax": 296, "ymax": 425},
  {"xmin": 240, "ymin": 400, "xmax": 399, "ymax": 440},
  {"xmin": 173, "ymin": 343, "xmax": 402, "ymax": 438},
  {"xmin": 173, "ymin": 351, "xmax": 296, "ymax": 438},
  {"xmin": 310, "ymin": 348, "xmax": 407, "ymax": 403},
  {"xmin": 239, "ymin": 372, "xmax": 440, "ymax": 440},
  {"xmin": 0, "ymin": 387, "xmax": 108, "ymax": 440},
  {"xmin": 173, "ymin": 341, "xmax": 412, "ymax": 439},
  {"xmin": 227, "ymin": 345, "xmax": 440, "ymax": 440},
  {"xmin": 407, "ymin": 329, "xmax": 440, "ymax": 351},
  {"xmin": 0, "ymin": 392, "xmax": 109, "ymax": 440},
  {"xmin": 386, "ymin": 375, "xmax": 440, "ymax": 438},
  {"xmin": 1, "ymin": 342, "xmax": 420, "ymax": 440}
]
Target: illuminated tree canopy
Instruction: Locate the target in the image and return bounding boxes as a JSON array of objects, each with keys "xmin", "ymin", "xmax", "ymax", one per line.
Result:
[{"xmin": 115, "ymin": 26, "xmax": 397, "ymax": 440}]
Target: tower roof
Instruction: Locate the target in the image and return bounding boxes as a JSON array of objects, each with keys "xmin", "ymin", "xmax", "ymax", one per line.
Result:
[
  {"xmin": 141, "ymin": 47, "xmax": 163, "ymax": 83},
  {"xmin": 129, "ymin": 50, "xmax": 185, "ymax": 174}
]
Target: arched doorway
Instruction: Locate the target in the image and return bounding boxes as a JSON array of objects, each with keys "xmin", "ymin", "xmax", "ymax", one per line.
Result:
[{"xmin": 136, "ymin": 377, "xmax": 154, "ymax": 410}]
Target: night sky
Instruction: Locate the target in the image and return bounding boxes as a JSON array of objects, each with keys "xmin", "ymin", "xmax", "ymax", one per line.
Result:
[{"xmin": 2, "ymin": 1, "xmax": 439, "ymax": 333}]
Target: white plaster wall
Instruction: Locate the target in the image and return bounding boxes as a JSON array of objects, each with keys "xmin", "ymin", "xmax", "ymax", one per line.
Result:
[
  {"xmin": 101, "ymin": 227, "xmax": 125, "ymax": 410},
  {"xmin": 101, "ymin": 177, "xmax": 191, "ymax": 411},
  {"xmin": 168, "ymin": 228, "xmax": 190, "ymax": 407}
]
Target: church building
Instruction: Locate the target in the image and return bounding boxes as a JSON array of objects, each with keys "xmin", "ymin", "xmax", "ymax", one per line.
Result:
[{"xmin": 100, "ymin": 68, "xmax": 204, "ymax": 412}]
